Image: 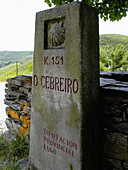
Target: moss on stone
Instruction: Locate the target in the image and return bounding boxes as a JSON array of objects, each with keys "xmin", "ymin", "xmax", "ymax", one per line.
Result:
[
  {"xmin": 67, "ymin": 101, "xmax": 81, "ymax": 129},
  {"xmin": 41, "ymin": 107, "xmax": 58, "ymax": 131}
]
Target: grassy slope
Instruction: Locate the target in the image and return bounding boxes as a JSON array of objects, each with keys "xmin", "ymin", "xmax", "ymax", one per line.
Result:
[
  {"xmin": 0, "ymin": 51, "xmax": 33, "ymax": 68},
  {"xmin": 0, "ymin": 59, "xmax": 33, "ymax": 82},
  {"xmin": 0, "ymin": 51, "xmax": 33, "ymax": 82}
]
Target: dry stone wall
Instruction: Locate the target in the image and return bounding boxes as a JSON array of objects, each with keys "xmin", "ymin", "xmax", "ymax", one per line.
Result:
[
  {"xmin": 100, "ymin": 72, "xmax": 128, "ymax": 170},
  {"xmin": 4, "ymin": 75, "xmax": 32, "ymax": 141}
]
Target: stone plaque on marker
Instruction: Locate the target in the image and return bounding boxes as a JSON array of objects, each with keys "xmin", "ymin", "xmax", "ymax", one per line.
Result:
[{"xmin": 30, "ymin": 2, "xmax": 99, "ymax": 170}]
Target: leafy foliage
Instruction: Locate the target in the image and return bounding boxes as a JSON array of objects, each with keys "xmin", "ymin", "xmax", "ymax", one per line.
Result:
[
  {"xmin": 44, "ymin": 0, "xmax": 128, "ymax": 21},
  {"xmin": 99, "ymin": 36, "xmax": 128, "ymax": 72},
  {"xmin": 99, "ymin": 34, "xmax": 128, "ymax": 71},
  {"xmin": 109, "ymin": 44, "xmax": 127, "ymax": 71}
]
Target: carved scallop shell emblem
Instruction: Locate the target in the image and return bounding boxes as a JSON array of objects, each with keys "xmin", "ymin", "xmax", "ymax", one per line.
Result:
[{"xmin": 48, "ymin": 21, "xmax": 65, "ymax": 48}]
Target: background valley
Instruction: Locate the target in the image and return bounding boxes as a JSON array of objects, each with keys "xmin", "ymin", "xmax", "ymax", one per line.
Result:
[{"xmin": 0, "ymin": 34, "xmax": 128, "ymax": 82}]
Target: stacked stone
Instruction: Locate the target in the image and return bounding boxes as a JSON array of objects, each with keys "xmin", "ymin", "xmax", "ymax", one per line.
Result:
[
  {"xmin": 100, "ymin": 72, "xmax": 128, "ymax": 170},
  {"xmin": 4, "ymin": 75, "xmax": 32, "ymax": 141}
]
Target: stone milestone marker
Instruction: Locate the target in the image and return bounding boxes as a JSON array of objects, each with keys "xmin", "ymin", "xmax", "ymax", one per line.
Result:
[{"xmin": 30, "ymin": 2, "xmax": 99, "ymax": 170}]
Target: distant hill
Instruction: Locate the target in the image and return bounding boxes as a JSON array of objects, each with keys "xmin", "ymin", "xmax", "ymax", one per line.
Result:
[
  {"xmin": 0, "ymin": 34, "xmax": 128, "ymax": 81},
  {"xmin": 0, "ymin": 51, "xmax": 33, "ymax": 68},
  {"xmin": 0, "ymin": 51, "xmax": 33, "ymax": 82},
  {"xmin": 100, "ymin": 34, "xmax": 128, "ymax": 49}
]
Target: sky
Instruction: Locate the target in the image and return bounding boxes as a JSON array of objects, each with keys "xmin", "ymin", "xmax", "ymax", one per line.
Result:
[{"xmin": 0, "ymin": 0, "xmax": 128, "ymax": 51}]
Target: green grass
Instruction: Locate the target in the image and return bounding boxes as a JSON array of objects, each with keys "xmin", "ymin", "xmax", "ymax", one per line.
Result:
[
  {"xmin": 2, "ymin": 162, "xmax": 20, "ymax": 170},
  {"xmin": 0, "ymin": 133, "xmax": 29, "ymax": 169}
]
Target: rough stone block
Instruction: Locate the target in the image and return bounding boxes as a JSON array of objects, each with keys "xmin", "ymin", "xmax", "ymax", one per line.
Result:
[
  {"xmin": 16, "ymin": 99, "xmax": 30, "ymax": 106},
  {"xmin": 103, "ymin": 132, "xmax": 128, "ymax": 162},
  {"xmin": 23, "ymin": 83, "xmax": 32, "ymax": 89},
  {"xmin": 27, "ymin": 92, "xmax": 32, "ymax": 102},
  {"xmin": 104, "ymin": 106, "xmax": 122, "ymax": 117},
  {"xmin": 10, "ymin": 104, "xmax": 22, "ymax": 111},
  {"xmin": 20, "ymin": 115, "xmax": 30, "ymax": 128},
  {"xmin": 30, "ymin": 2, "xmax": 99, "ymax": 170},
  {"xmin": 19, "ymin": 126, "xmax": 30, "ymax": 140},
  {"xmin": 105, "ymin": 120, "xmax": 128, "ymax": 134},
  {"xmin": 24, "ymin": 106, "xmax": 31, "ymax": 114},
  {"xmin": 123, "ymin": 162, "xmax": 128, "ymax": 169},
  {"xmin": 103, "ymin": 157, "xmax": 122, "ymax": 170},
  {"xmin": 5, "ymin": 89, "xmax": 19, "ymax": 97},
  {"xmin": 19, "ymin": 87, "xmax": 29, "ymax": 94},
  {"xmin": 4, "ymin": 99, "xmax": 15, "ymax": 106},
  {"xmin": 5, "ymin": 95, "xmax": 16, "ymax": 100},
  {"xmin": 6, "ymin": 108, "xmax": 21, "ymax": 123}
]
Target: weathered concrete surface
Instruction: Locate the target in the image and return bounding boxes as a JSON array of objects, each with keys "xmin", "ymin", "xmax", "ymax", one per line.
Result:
[{"xmin": 30, "ymin": 2, "xmax": 99, "ymax": 170}]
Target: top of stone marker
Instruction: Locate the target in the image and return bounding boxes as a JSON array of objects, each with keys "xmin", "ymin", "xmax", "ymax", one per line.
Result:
[{"xmin": 36, "ymin": 1, "xmax": 98, "ymax": 15}]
